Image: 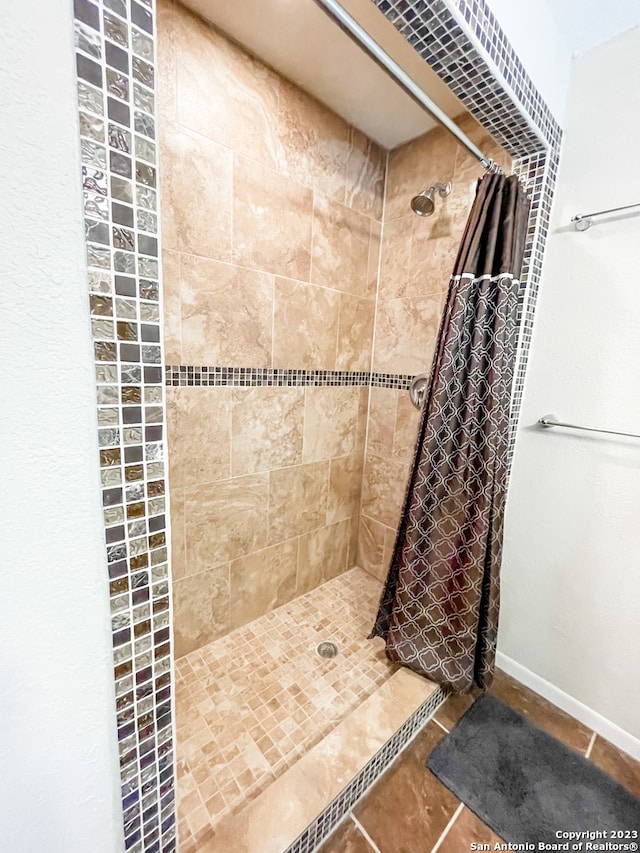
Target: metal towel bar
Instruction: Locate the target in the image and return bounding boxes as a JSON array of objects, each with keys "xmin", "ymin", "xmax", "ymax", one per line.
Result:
[{"xmin": 538, "ymin": 414, "xmax": 640, "ymax": 440}]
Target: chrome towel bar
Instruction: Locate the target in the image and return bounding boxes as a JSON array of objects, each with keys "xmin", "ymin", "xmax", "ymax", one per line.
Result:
[{"xmin": 538, "ymin": 414, "xmax": 640, "ymax": 440}]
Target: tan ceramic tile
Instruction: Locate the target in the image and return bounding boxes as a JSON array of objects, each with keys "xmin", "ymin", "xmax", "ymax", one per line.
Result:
[
  {"xmin": 173, "ymin": 564, "xmax": 230, "ymax": 658},
  {"xmin": 233, "ymin": 154, "xmax": 313, "ymax": 280},
  {"xmin": 327, "ymin": 453, "xmax": 364, "ymax": 525},
  {"xmin": 336, "ymin": 293, "xmax": 375, "ymax": 371},
  {"xmin": 184, "ymin": 475, "xmax": 268, "ymax": 571},
  {"xmin": 355, "ymin": 721, "xmax": 459, "ymax": 853},
  {"xmin": 311, "ymin": 194, "xmax": 373, "ymax": 297},
  {"xmin": 229, "ymin": 539, "xmax": 298, "ymax": 630},
  {"xmin": 161, "ymin": 248, "xmax": 181, "ymax": 363},
  {"xmin": 357, "ymin": 514, "xmax": 387, "ymax": 582},
  {"xmin": 344, "ymin": 127, "xmax": 386, "ymax": 221},
  {"xmin": 589, "ymin": 736, "xmax": 640, "ymax": 798},
  {"xmin": 179, "ymin": 254, "xmax": 274, "ymax": 367},
  {"xmin": 268, "ymin": 461, "xmax": 329, "ymax": 545},
  {"xmin": 366, "ymin": 386, "xmax": 398, "ymax": 458},
  {"xmin": 372, "ymin": 295, "xmax": 442, "ymax": 375},
  {"xmin": 166, "ymin": 386, "xmax": 230, "ymax": 488},
  {"xmin": 393, "ymin": 390, "xmax": 421, "ymax": 462},
  {"xmin": 275, "ymin": 77, "xmax": 350, "ymax": 203},
  {"xmin": 489, "ymin": 670, "xmax": 593, "ymax": 754},
  {"xmin": 297, "ymin": 519, "xmax": 351, "ymax": 593},
  {"xmin": 156, "ymin": 0, "xmax": 176, "ymax": 121},
  {"xmin": 169, "ymin": 487, "xmax": 186, "ymax": 581},
  {"xmin": 174, "ymin": 3, "xmax": 281, "ymax": 170},
  {"xmin": 434, "ymin": 690, "xmax": 481, "ymax": 730},
  {"xmin": 231, "ymin": 387, "xmax": 305, "ymax": 476},
  {"xmin": 385, "ymin": 125, "xmax": 457, "ymax": 222},
  {"xmin": 303, "ymin": 386, "xmax": 362, "ymax": 463},
  {"xmin": 367, "ymin": 218, "xmax": 382, "ymax": 294},
  {"xmin": 437, "ymin": 806, "xmax": 505, "ymax": 853},
  {"xmin": 317, "ymin": 817, "xmax": 375, "ymax": 853},
  {"xmin": 273, "ymin": 278, "xmax": 340, "ymax": 370},
  {"xmin": 160, "ymin": 121, "xmax": 233, "ymax": 260},
  {"xmin": 377, "ymin": 214, "xmax": 413, "ymax": 300},
  {"xmin": 361, "ymin": 453, "xmax": 408, "ymax": 530}
]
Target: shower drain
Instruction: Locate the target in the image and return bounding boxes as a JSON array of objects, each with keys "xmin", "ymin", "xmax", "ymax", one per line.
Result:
[{"xmin": 316, "ymin": 641, "xmax": 338, "ymax": 659}]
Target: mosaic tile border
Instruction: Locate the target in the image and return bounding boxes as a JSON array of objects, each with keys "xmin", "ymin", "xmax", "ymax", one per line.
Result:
[
  {"xmin": 72, "ymin": 0, "xmax": 176, "ymax": 851},
  {"xmin": 165, "ymin": 366, "xmax": 415, "ymax": 390},
  {"xmin": 371, "ymin": 0, "xmax": 563, "ymax": 463},
  {"xmin": 285, "ymin": 686, "xmax": 449, "ymax": 853}
]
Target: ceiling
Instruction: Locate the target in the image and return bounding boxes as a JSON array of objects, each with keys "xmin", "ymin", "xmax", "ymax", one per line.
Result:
[
  {"xmin": 548, "ymin": 0, "xmax": 640, "ymax": 55},
  {"xmin": 179, "ymin": 0, "xmax": 466, "ymax": 150}
]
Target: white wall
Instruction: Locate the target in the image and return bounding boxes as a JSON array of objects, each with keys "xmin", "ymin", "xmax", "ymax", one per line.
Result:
[
  {"xmin": 501, "ymin": 27, "xmax": 640, "ymax": 746},
  {"xmin": 546, "ymin": 0, "xmax": 640, "ymax": 56},
  {"xmin": 0, "ymin": 0, "xmax": 124, "ymax": 850},
  {"xmin": 482, "ymin": 0, "xmax": 573, "ymax": 126}
]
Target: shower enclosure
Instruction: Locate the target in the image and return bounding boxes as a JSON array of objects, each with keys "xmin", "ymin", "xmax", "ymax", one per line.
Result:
[{"xmin": 157, "ymin": 0, "xmax": 512, "ymax": 847}]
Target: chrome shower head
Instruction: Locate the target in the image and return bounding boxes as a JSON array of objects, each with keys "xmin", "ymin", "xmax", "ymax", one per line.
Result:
[{"xmin": 410, "ymin": 181, "xmax": 452, "ymax": 216}]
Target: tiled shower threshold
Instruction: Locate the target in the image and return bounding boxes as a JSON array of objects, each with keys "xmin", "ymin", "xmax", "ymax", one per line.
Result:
[{"xmin": 175, "ymin": 567, "xmax": 445, "ymax": 851}]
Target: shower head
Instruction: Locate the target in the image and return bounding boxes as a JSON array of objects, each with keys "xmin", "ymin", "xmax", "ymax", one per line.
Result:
[{"xmin": 410, "ymin": 181, "xmax": 452, "ymax": 216}]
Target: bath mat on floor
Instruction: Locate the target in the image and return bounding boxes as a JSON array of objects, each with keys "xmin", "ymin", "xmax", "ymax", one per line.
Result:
[{"xmin": 427, "ymin": 693, "xmax": 640, "ymax": 844}]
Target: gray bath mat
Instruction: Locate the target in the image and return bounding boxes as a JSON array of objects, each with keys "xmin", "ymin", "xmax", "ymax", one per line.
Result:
[{"xmin": 427, "ymin": 693, "xmax": 640, "ymax": 844}]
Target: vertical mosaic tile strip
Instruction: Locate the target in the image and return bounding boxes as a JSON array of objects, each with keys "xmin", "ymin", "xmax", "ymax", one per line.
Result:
[
  {"xmin": 370, "ymin": 0, "xmax": 563, "ymax": 462},
  {"xmin": 73, "ymin": 0, "xmax": 176, "ymax": 850},
  {"xmin": 284, "ymin": 686, "xmax": 448, "ymax": 853}
]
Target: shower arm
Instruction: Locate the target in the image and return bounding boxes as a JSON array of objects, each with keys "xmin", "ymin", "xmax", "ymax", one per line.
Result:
[{"xmin": 312, "ymin": 0, "xmax": 496, "ymax": 170}]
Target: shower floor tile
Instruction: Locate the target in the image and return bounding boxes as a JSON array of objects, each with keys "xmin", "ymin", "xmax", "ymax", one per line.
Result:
[{"xmin": 175, "ymin": 566, "xmax": 396, "ymax": 850}]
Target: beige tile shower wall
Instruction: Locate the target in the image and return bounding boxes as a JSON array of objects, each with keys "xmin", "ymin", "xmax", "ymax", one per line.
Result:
[
  {"xmin": 358, "ymin": 115, "xmax": 511, "ymax": 581},
  {"xmin": 157, "ymin": 0, "xmax": 385, "ymax": 656}
]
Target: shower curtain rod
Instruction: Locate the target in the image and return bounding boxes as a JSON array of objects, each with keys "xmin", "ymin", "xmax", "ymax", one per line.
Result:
[{"xmin": 313, "ymin": 0, "xmax": 494, "ymax": 169}]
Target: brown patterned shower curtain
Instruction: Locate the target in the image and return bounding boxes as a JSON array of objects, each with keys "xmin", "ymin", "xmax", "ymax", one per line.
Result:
[{"xmin": 370, "ymin": 172, "xmax": 530, "ymax": 694}]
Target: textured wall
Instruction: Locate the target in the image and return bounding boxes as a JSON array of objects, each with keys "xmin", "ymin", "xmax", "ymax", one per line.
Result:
[
  {"xmin": 0, "ymin": 0, "xmax": 123, "ymax": 849},
  {"xmin": 501, "ymin": 26, "xmax": 640, "ymax": 743},
  {"xmin": 158, "ymin": 0, "xmax": 385, "ymax": 656},
  {"xmin": 358, "ymin": 114, "xmax": 511, "ymax": 580}
]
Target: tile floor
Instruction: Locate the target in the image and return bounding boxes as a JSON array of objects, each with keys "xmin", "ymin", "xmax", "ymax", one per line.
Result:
[
  {"xmin": 175, "ymin": 567, "xmax": 397, "ymax": 851},
  {"xmin": 318, "ymin": 669, "xmax": 640, "ymax": 853}
]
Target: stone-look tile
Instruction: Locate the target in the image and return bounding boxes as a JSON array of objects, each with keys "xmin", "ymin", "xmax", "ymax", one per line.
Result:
[
  {"xmin": 169, "ymin": 487, "xmax": 186, "ymax": 581},
  {"xmin": 233, "ymin": 154, "xmax": 313, "ymax": 281},
  {"xmin": 377, "ymin": 214, "xmax": 413, "ymax": 300},
  {"xmin": 361, "ymin": 453, "xmax": 408, "ymax": 530},
  {"xmin": 184, "ymin": 475, "xmax": 268, "ymax": 572},
  {"xmin": 384, "ymin": 125, "xmax": 457, "ymax": 223},
  {"xmin": 437, "ymin": 807, "xmax": 505, "ymax": 853},
  {"xmin": 166, "ymin": 386, "xmax": 230, "ymax": 488},
  {"xmin": 336, "ymin": 293, "xmax": 375, "ymax": 372},
  {"xmin": 180, "ymin": 254, "xmax": 274, "ymax": 367},
  {"xmin": 588, "ymin": 737, "xmax": 640, "ymax": 798},
  {"xmin": 367, "ymin": 218, "xmax": 382, "ymax": 294},
  {"xmin": 328, "ymin": 453, "xmax": 364, "ymax": 524},
  {"xmin": 162, "ymin": 248, "xmax": 181, "ymax": 363},
  {"xmin": 357, "ymin": 514, "xmax": 387, "ymax": 582},
  {"xmin": 174, "ymin": 2, "xmax": 282, "ymax": 170},
  {"xmin": 344, "ymin": 127, "xmax": 386, "ymax": 221},
  {"xmin": 434, "ymin": 690, "xmax": 481, "ymax": 731},
  {"xmin": 366, "ymin": 386, "xmax": 398, "ymax": 458},
  {"xmin": 355, "ymin": 721, "xmax": 459, "ymax": 853},
  {"xmin": 160, "ymin": 121, "xmax": 233, "ymax": 260},
  {"xmin": 268, "ymin": 461, "xmax": 329, "ymax": 545},
  {"xmin": 372, "ymin": 295, "xmax": 442, "ymax": 375},
  {"xmin": 297, "ymin": 519, "xmax": 351, "ymax": 593},
  {"xmin": 173, "ymin": 564, "xmax": 230, "ymax": 658},
  {"xmin": 303, "ymin": 386, "xmax": 362, "ymax": 463},
  {"xmin": 229, "ymin": 539, "xmax": 298, "ymax": 630},
  {"xmin": 273, "ymin": 278, "xmax": 340, "ymax": 370},
  {"xmin": 311, "ymin": 194, "xmax": 373, "ymax": 298},
  {"xmin": 393, "ymin": 391, "xmax": 421, "ymax": 462},
  {"xmin": 156, "ymin": 0, "xmax": 177, "ymax": 121},
  {"xmin": 317, "ymin": 818, "xmax": 375, "ymax": 853},
  {"xmin": 275, "ymin": 77, "xmax": 350, "ymax": 203},
  {"xmin": 231, "ymin": 387, "xmax": 304, "ymax": 476},
  {"xmin": 489, "ymin": 670, "xmax": 593, "ymax": 754}
]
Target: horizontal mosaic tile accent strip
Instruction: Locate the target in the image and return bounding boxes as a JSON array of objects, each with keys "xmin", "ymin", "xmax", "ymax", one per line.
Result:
[
  {"xmin": 165, "ymin": 366, "xmax": 415, "ymax": 390},
  {"xmin": 72, "ymin": 0, "xmax": 176, "ymax": 851},
  {"xmin": 285, "ymin": 686, "xmax": 448, "ymax": 853}
]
